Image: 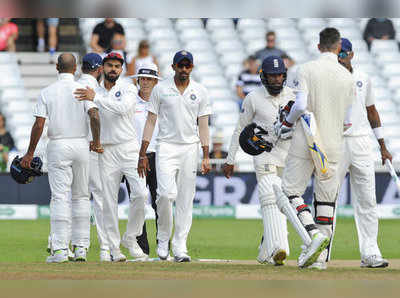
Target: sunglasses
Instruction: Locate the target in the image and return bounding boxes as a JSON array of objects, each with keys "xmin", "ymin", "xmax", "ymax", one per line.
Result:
[
  {"xmin": 338, "ymin": 51, "xmax": 349, "ymax": 59},
  {"xmin": 177, "ymin": 62, "xmax": 193, "ymax": 69}
]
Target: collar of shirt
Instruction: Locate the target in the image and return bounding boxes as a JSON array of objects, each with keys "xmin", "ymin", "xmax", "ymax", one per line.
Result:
[
  {"xmin": 137, "ymin": 92, "xmax": 149, "ymax": 104},
  {"xmin": 80, "ymin": 74, "xmax": 99, "ymax": 87},
  {"xmin": 319, "ymin": 52, "xmax": 339, "ymax": 63},
  {"xmin": 58, "ymin": 73, "xmax": 75, "ymax": 81},
  {"xmin": 100, "ymin": 78, "xmax": 121, "ymax": 93},
  {"xmin": 168, "ymin": 77, "xmax": 194, "ymax": 95}
]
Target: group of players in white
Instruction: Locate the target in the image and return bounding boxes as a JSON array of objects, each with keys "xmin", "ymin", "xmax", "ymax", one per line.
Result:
[{"xmin": 20, "ymin": 26, "xmax": 390, "ymax": 269}]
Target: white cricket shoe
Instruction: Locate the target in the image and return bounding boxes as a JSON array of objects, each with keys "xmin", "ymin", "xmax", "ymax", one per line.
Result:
[
  {"xmin": 308, "ymin": 261, "xmax": 327, "ymax": 270},
  {"xmin": 122, "ymin": 240, "xmax": 148, "ymax": 260},
  {"xmin": 256, "ymin": 237, "xmax": 269, "ymax": 264},
  {"xmin": 46, "ymin": 249, "xmax": 69, "ymax": 263},
  {"xmin": 100, "ymin": 249, "xmax": 111, "ymax": 262},
  {"xmin": 74, "ymin": 246, "xmax": 87, "ymax": 262},
  {"xmin": 157, "ymin": 240, "xmax": 169, "ymax": 260},
  {"xmin": 298, "ymin": 233, "xmax": 330, "ymax": 268},
  {"xmin": 174, "ymin": 252, "xmax": 191, "ymax": 263},
  {"xmin": 110, "ymin": 250, "xmax": 127, "ymax": 262},
  {"xmin": 67, "ymin": 248, "xmax": 74, "ymax": 261},
  {"xmin": 361, "ymin": 255, "xmax": 389, "ymax": 268}
]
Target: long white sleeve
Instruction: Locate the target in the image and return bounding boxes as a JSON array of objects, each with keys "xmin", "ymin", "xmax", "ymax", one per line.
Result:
[
  {"xmin": 226, "ymin": 96, "xmax": 255, "ymax": 164},
  {"xmin": 286, "ymin": 90, "xmax": 308, "ymax": 124}
]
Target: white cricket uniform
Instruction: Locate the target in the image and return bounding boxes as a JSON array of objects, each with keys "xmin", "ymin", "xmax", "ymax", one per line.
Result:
[
  {"xmin": 33, "ymin": 73, "xmax": 97, "ymax": 251},
  {"xmin": 147, "ymin": 77, "xmax": 211, "ymax": 255},
  {"xmin": 282, "ymin": 52, "xmax": 356, "ymax": 248},
  {"xmin": 227, "ymin": 86, "xmax": 295, "ymax": 259},
  {"xmin": 337, "ymin": 69, "xmax": 382, "ymax": 257},
  {"xmin": 93, "ymin": 79, "xmax": 148, "ymax": 255},
  {"xmin": 77, "ymin": 74, "xmax": 109, "ymax": 251}
]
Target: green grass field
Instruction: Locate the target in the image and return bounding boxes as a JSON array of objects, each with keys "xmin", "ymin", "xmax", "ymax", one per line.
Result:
[{"xmin": 1, "ymin": 218, "xmax": 400, "ymax": 280}]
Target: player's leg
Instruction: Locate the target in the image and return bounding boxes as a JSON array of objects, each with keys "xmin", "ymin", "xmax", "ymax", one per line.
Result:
[
  {"xmin": 172, "ymin": 143, "xmax": 198, "ymax": 262},
  {"xmin": 99, "ymin": 145, "xmax": 125, "ymax": 261},
  {"xmin": 46, "ymin": 140, "xmax": 73, "ymax": 263},
  {"xmin": 70, "ymin": 140, "xmax": 91, "ymax": 261},
  {"xmin": 89, "ymin": 151, "xmax": 110, "ymax": 261},
  {"xmin": 349, "ymin": 137, "xmax": 387, "ymax": 268},
  {"xmin": 121, "ymin": 143, "xmax": 149, "ymax": 260},
  {"xmin": 155, "ymin": 142, "xmax": 179, "ymax": 260},
  {"xmin": 280, "ymin": 154, "xmax": 329, "ymax": 268},
  {"xmin": 255, "ymin": 164, "xmax": 289, "ymax": 265}
]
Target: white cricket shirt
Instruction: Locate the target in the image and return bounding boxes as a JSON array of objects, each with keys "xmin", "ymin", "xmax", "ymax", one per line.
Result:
[
  {"xmin": 33, "ymin": 73, "xmax": 97, "ymax": 140},
  {"xmin": 227, "ymin": 86, "xmax": 296, "ymax": 167},
  {"xmin": 289, "ymin": 52, "xmax": 356, "ymax": 162},
  {"xmin": 93, "ymin": 79, "xmax": 139, "ymax": 146},
  {"xmin": 135, "ymin": 93, "xmax": 158, "ymax": 152},
  {"xmin": 147, "ymin": 77, "xmax": 212, "ymax": 144},
  {"xmin": 344, "ymin": 69, "xmax": 375, "ymax": 137}
]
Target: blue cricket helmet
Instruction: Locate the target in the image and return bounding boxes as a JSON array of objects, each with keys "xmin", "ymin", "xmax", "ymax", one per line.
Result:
[{"xmin": 260, "ymin": 55, "xmax": 287, "ymax": 95}]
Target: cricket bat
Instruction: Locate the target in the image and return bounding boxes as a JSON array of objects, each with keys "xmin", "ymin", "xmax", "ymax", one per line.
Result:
[
  {"xmin": 300, "ymin": 112, "xmax": 329, "ymax": 178},
  {"xmin": 385, "ymin": 160, "xmax": 400, "ymax": 193}
]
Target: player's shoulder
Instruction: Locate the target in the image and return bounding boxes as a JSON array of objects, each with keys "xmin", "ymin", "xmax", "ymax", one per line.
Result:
[
  {"xmin": 190, "ymin": 79, "xmax": 208, "ymax": 94},
  {"xmin": 247, "ymin": 86, "xmax": 264, "ymax": 98},
  {"xmin": 352, "ymin": 68, "xmax": 369, "ymax": 82},
  {"xmin": 281, "ymin": 86, "xmax": 296, "ymax": 98}
]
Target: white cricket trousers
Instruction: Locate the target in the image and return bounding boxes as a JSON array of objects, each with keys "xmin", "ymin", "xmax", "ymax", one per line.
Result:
[
  {"xmin": 89, "ymin": 151, "xmax": 109, "ymax": 250},
  {"xmin": 254, "ymin": 160, "xmax": 289, "ymax": 258},
  {"xmin": 338, "ymin": 135, "xmax": 382, "ymax": 257},
  {"xmin": 47, "ymin": 138, "xmax": 90, "ymax": 251},
  {"xmin": 156, "ymin": 142, "xmax": 199, "ymax": 255},
  {"xmin": 99, "ymin": 140, "xmax": 148, "ymax": 255}
]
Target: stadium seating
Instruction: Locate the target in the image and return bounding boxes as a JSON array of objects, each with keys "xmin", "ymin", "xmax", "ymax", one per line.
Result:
[{"xmin": 3, "ymin": 18, "xmax": 400, "ymax": 173}]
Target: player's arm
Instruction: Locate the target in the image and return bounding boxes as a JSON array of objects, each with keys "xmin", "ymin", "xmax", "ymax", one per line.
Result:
[
  {"xmin": 198, "ymin": 115, "xmax": 210, "ymax": 175},
  {"xmin": 87, "ymin": 107, "xmax": 103, "ymax": 154},
  {"xmin": 74, "ymin": 86, "xmax": 136, "ymax": 115},
  {"xmin": 90, "ymin": 33, "xmax": 104, "ymax": 53},
  {"xmin": 138, "ymin": 112, "xmax": 157, "ymax": 178},
  {"xmin": 224, "ymin": 96, "xmax": 254, "ymax": 178},
  {"xmin": 21, "ymin": 117, "xmax": 46, "ymax": 169}
]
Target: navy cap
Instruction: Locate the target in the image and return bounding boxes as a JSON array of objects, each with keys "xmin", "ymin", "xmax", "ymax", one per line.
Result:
[
  {"xmin": 173, "ymin": 50, "xmax": 193, "ymax": 65},
  {"xmin": 82, "ymin": 53, "xmax": 102, "ymax": 70},
  {"xmin": 261, "ymin": 55, "xmax": 286, "ymax": 74},
  {"xmin": 341, "ymin": 38, "xmax": 352, "ymax": 52}
]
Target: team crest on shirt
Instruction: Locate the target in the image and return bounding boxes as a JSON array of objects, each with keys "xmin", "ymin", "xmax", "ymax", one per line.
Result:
[
  {"xmin": 190, "ymin": 94, "xmax": 196, "ymax": 101},
  {"xmin": 293, "ymin": 79, "xmax": 299, "ymax": 87},
  {"xmin": 115, "ymin": 91, "xmax": 121, "ymax": 98},
  {"xmin": 356, "ymin": 81, "xmax": 363, "ymax": 88}
]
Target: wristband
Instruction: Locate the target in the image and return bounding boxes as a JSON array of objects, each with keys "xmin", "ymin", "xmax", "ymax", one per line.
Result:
[
  {"xmin": 139, "ymin": 156, "xmax": 147, "ymax": 160},
  {"xmin": 373, "ymin": 127, "xmax": 384, "ymax": 140},
  {"xmin": 283, "ymin": 120, "xmax": 293, "ymax": 127}
]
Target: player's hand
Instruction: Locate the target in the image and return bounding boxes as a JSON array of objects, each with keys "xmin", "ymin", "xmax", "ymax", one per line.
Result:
[
  {"xmin": 74, "ymin": 86, "xmax": 96, "ymax": 101},
  {"xmin": 222, "ymin": 163, "xmax": 234, "ymax": 179},
  {"xmin": 90, "ymin": 141, "xmax": 104, "ymax": 154},
  {"xmin": 20, "ymin": 153, "xmax": 33, "ymax": 169},
  {"xmin": 275, "ymin": 120, "xmax": 294, "ymax": 140},
  {"xmin": 201, "ymin": 158, "xmax": 211, "ymax": 175},
  {"xmin": 138, "ymin": 155, "xmax": 150, "ymax": 178},
  {"xmin": 380, "ymin": 145, "xmax": 392, "ymax": 165}
]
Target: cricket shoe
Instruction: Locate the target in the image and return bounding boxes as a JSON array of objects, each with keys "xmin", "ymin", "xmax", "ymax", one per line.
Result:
[
  {"xmin": 100, "ymin": 249, "xmax": 111, "ymax": 262},
  {"xmin": 157, "ymin": 240, "xmax": 170, "ymax": 260},
  {"xmin": 361, "ymin": 255, "xmax": 389, "ymax": 268},
  {"xmin": 68, "ymin": 248, "xmax": 74, "ymax": 261},
  {"xmin": 124, "ymin": 241, "xmax": 148, "ymax": 261},
  {"xmin": 110, "ymin": 250, "xmax": 127, "ymax": 262},
  {"xmin": 256, "ymin": 236, "xmax": 269, "ymax": 264},
  {"xmin": 73, "ymin": 246, "xmax": 87, "ymax": 262},
  {"xmin": 298, "ymin": 233, "xmax": 330, "ymax": 268},
  {"xmin": 46, "ymin": 249, "xmax": 69, "ymax": 263},
  {"xmin": 174, "ymin": 252, "xmax": 191, "ymax": 263}
]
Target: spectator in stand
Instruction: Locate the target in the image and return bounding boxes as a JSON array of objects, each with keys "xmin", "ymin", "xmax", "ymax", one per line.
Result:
[
  {"xmin": 236, "ymin": 55, "xmax": 261, "ymax": 108},
  {"xmin": 91, "ymin": 18, "xmax": 125, "ymax": 53},
  {"xmin": 209, "ymin": 131, "xmax": 228, "ymax": 172},
  {"xmin": 0, "ymin": 18, "xmax": 18, "ymax": 52},
  {"xmin": 363, "ymin": 18, "xmax": 396, "ymax": 50},
  {"xmin": 0, "ymin": 113, "xmax": 15, "ymax": 172},
  {"xmin": 128, "ymin": 40, "xmax": 159, "ymax": 81},
  {"xmin": 103, "ymin": 32, "xmax": 133, "ymax": 80},
  {"xmin": 36, "ymin": 18, "xmax": 59, "ymax": 63},
  {"xmin": 255, "ymin": 31, "xmax": 287, "ymax": 62}
]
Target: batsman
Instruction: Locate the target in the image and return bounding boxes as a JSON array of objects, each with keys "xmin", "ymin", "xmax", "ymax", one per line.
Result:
[
  {"xmin": 275, "ymin": 28, "xmax": 356, "ymax": 269},
  {"xmin": 224, "ymin": 56, "xmax": 295, "ymax": 265}
]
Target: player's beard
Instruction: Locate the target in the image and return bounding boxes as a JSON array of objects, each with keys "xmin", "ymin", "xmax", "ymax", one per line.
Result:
[{"xmin": 104, "ymin": 72, "xmax": 120, "ymax": 83}]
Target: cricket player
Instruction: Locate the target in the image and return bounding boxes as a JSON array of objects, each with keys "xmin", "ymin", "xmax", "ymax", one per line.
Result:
[
  {"xmin": 275, "ymin": 28, "xmax": 356, "ymax": 269},
  {"xmin": 138, "ymin": 50, "xmax": 211, "ymax": 262},
  {"xmin": 75, "ymin": 52, "xmax": 148, "ymax": 262},
  {"xmin": 337, "ymin": 38, "xmax": 390, "ymax": 268},
  {"xmin": 122, "ymin": 62, "xmax": 161, "ymax": 255},
  {"xmin": 77, "ymin": 52, "xmax": 111, "ymax": 262},
  {"xmin": 21, "ymin": 53, "xmax": 102, "ymax": 263},
  {"xmin": 223, "ymin": 56, "xmax": 294, "ymax": 265}
]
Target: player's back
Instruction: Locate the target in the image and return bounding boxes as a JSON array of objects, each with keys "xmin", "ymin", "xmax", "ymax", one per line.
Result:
[
  {"xmin": 41, "ymin": 74, "xmax": 91, "ymax": 140},
  {"xmin": 301, "ymin": 53, "xmax": 354, "ymax": 161}
]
